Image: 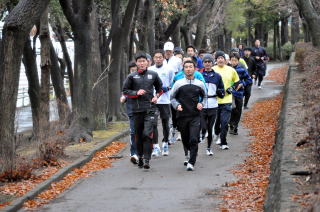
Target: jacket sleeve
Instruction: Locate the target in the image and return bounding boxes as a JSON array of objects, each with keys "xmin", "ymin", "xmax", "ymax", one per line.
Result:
[
  {"xmin": 122, "ymin": 75, "xmax": 139, "ymax": 98},
  {"xmin": 216, "ymin": 75, "xmax": 225, "ymax": 98},
  {"xmin": 199, "ymin": 82, "xmax": 207, "ymax": 105},
  {"xmin": 242, "ymin": 69, "xmax": 253, "ymax": 86},
  {"xmin": 170, "ymin": 83, "xmax": 180, "ymax": 110},
  {"xmin": 153, "ymin": 72, "xmax": 163, "ymax": 95}
]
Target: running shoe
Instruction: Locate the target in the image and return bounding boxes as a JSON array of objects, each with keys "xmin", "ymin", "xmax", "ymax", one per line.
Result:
[
  {"xmin": 186, "ymin": 163, "xmax": 194, "ymax": 171},
  {"xmin": 169, "ymin": 127, "xmax": 177, "ymax": 144},
  {"xmin": 215, "ymin": 138, "xmax": 221, "ymax": 145},
  {"xmin": 176, "ymin": 133, "xmax": 181, "ymax": 141},
  {"xmin": 151, "ymin": 145, "xmax": 161, "ymax": 157},
  {"xmin": 143, "ymin": 159, "xmax": 150, "ymax": 169},
  {"xmin": 184, "ymin": 155, "xmax": 189, "ymax": 166},
  {"xmin": 221, "ymin": 145, "xmax": 229, "ymax": 150},
  {"xmin": 130, "ymin": 154, "xmax": 138, "ymax": 164},
  {"xmin": 162, "ymin": 143, "xmax": 169, "ymax": 156},
  {"xmin": 138, "ymin": 158, "xmax": 144, "ymax": 168},
  {"xmin": 206, "ymin": 148, "xmax": 213, "ymax": 156}
]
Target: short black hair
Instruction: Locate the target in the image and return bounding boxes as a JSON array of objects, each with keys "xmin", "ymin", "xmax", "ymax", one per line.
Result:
[
  {"xmin": 230, "ymin": 52, "xmax": 240, "ymax": 60},
  {"xmin": 186, "ymin": 45, "xmax": 196, "ymax": 51},
  {"xmin": 183, "ymin": 60, "xmax": 196, "ymax": 68},
  {"xmin": 153, "ymin": 49, "xmax": 165, "ymax": 57},
  {"xmin": 135, "ymin": 51, "xmax": 148, "ymax": 60},
  {"xmin": 198, "ymin": 49, "xmax": 207, "ymax": 55}
]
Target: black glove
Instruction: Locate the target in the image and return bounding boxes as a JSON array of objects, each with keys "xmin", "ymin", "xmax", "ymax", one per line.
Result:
[{"xmin": 226, "ymin": 87, "xmax": 233, "ymax": 94}]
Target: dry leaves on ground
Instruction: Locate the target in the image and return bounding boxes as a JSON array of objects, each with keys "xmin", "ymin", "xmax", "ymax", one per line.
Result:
[
  {"xmin": 23, "ymin": 141, "xmax": 126, "ymax": 210},
  {"xmin": 265, "ymin": 65, "xmax": 288, "ymax": 84},
  {"xmin": 219, "ymin": 65, "xmax": 287, "ymax": 211}
]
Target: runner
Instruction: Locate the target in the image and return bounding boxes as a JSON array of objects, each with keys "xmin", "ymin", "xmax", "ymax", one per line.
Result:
[
  {"xmin": 120, "ymin": 61, "xmax": 138, "ymax": 164},
  {"xmin": 229, "ymin": 53, "xmax": 252, "ymax": 135},
  {"xmin": 251, "ymin": 39, "xmax": 268, "ymax": 89},
  {"xmin": 213, "ymin": 51, "xmax": 240, "ymax": 150},
  {"xmin": 243, "ymin": 47, "xmax": 257, "ymax": 109},
  {"xmin": 200, "ymin": 54, "xmax": 225, "ymax": 156},
  {"xmin": 163, "ymin": 41, "xmax": 182, "ymax": 74},
  {"xmin": 171, "ymin": 60, "xmax": 206, "ymax": 171},
  {"xmin": 186, "ymin": 45, "xmax": 204, "ymax": 69},
  {"xmin": 149, "ymin": 49, "xmax": 174, "ymax": 156},
  {"xmin": 122, "ymin": 52, "xmax": 163, "ymax": 169}
]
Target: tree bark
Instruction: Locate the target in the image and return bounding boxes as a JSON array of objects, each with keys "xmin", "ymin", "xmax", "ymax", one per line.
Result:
[
  {"xmin": 217, "ymin": 34, "xmax": 224, "ymax": 51},
  {"xmin": 49, "ymin": 40, "xmax": 71, "ymax": 122},
  {"xmin": 0, "ymin": 0, "xmax": 50, "ymax": 172},
  {"xmin": 281, "ymin": 17, "xmax": 289, "ymax": 45},
  {"xmin": 295, "ymin": 0, "xmax": 320, "ymax": 46},
  {"xmin": 22, "ymin": 37, "xmax": 40, "ymax": 139},
  {"xmin": 291, "ymin": 8, "xmax": 300, "ymax": 44},
  {"xmin": 108, "ymin": 0, "xmax": 139, "ymax": 121},
  {"xmin": 39, "ymin": 8, "xmax": 51, "ymax": 140},
  {"xmin": 273, "ymin": 20, "xmax": 277, "ymax": 60},
  {"xmin": 59, "ymin": 0, "xmax": 105, "ymax": 140},
  {"xmin": 146, "ymin": 0, "xmax": 155, "ymax": 55},
  {"xmin": 224, "ymin": 28, "xmax": 232, "ymax": 52}
]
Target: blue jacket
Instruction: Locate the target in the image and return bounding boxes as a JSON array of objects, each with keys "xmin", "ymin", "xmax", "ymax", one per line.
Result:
[
  {"xmin": 232, "ymin": 64, "xmax": 252, "ymax": 98},
  {"xmin": 195, "ymin": 56, "xmax": 204, "ymax": 69},
  {"xmin": 201, "ymin": 69, "xmax": 225, "ymax": 109}
]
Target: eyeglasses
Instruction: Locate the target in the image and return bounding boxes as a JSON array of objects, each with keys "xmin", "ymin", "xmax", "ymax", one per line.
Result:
[{"xmin": 203, "ymin": 61, "xmax": 212, "ymax": 63}]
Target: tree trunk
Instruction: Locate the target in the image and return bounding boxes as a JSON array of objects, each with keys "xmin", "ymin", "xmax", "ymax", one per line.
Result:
[
  {"xmin": 281, "ymin": 17, "xmax": 289, "ymax": 45},
  {"xmin": 224, "ymin": 29, "xmax": 232, "ymax": 52},
  {"xmin": 194, "ymin": 9, "xmax": 208, "ymax": 50},
  {"xmin": 217, "ymin": 34, "xmax": 224, "ymax": 51},
  {"xmin": 49, "ymin": 40, "xmax": 71, "ymax": 122},
  {"xmin": 22, "ymin": 37, "xmax": 40, "ymax": 139},
  {"xmin": 52, "ymin": 18, "xmax": 74, "ymax": 105},
  {"xmin": 146, "ymin": 0, "xmax": 155, "ymax": 55},
  {"xmin": 291, "ymin": 8, "xmax": 300, "ymax": 44},
  {"xmin": 108, "ymin": 0, "xmax": 138, "ymax": 121},
  {"xmin": 295, "ymin": 0, "xmax": 320, "ymax": 46},
  {"xmin": 59, "ymin": 0, "xmax": 105, "ymax": 140},
  {"xmin": 273, "ymin": 20, "xmax": 277, "ymax": 60},
  {"xmin": 0, "ymin": 0, "xmax": 50, "ymax": 172},
  {"xmin": 39, "ymin": 8, "xmax": 51, "ymax": 140}
]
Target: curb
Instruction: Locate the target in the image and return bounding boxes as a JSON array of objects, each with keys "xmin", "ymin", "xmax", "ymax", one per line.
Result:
[
  {"xmin": 264, "ymin": 53, "xmax": 301, "ymax": 211},
  {"xmin": 3, "ymin": 129, "xmax": 129, "ymax": 212}
]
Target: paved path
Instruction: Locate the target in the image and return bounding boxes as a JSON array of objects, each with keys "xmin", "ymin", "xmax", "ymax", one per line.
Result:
[{"xmin": 32, "ymin": 63, "xmax": 286, "ymax": 212}]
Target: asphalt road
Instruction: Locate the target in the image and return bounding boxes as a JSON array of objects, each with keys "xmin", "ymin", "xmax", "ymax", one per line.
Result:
[{"xmin": 35, "ymin": 63, "xmax": 286, "ymax": 212}]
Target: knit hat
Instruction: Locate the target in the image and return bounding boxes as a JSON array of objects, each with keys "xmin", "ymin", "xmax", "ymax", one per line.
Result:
[
  {"xmin": 202, "ymin": 54, "xmax": 215, "ymax": 63},
  {"xmin": 244, "ymin": 47, "xmax": 252, "ymax": 52},
  {"xmin": 215, "ymin": 51, "xmax": 226, "ymax": 60}
]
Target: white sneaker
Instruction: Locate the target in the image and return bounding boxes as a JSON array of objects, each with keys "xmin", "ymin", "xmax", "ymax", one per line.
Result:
[
  {"xmin": 152, "ymin": 146, "xmax": 161, "ymax": 157},
  {"xmin": 206, "ymin": 148, "xmax": 213, "ymax": 156},
  {"xmin": 221, "ymin": 145, "xmax": 229, "ymax": 150},
  {"xmin": 162, "ymin": 143, "xmax": 169, "ymax": 156},
  {"xmin": 205, "ymin": 132, "xmax": 208, "ymax": 138},
  {"xmin": 215, "ymin": 138, "xmax": 221, "ymax": 145},
  {"xmin": 199, "ymin": 137, "xmax": 205, "ymax": 144},
  {"xmin": 177, "ymin": 133, "xmax": 181, "ymax": 141},
  {"xmin": 186, "ymin": 163, "xmax": 194, "ymax": 171},
  {"xmin": 258, "ymin": 86, "xmax": 262, "ymax": 89},
  {"xmin": 169, "ymin": 127, "xmax": 177, "ymax": 144},
  {"xmin": 130, "ymin": 154, "xmax": 138, "ymax": 164}
]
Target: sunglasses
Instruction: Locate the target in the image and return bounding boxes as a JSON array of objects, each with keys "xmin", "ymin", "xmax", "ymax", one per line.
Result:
[{"xmin": 203, "ymin": 60, "xmax": 212, "ymax": 63}]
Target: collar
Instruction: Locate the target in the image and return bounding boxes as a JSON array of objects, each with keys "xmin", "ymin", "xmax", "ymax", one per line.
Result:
[{"xmin": 137, "ymin": 69, "xmax": 147, "ymax": 74}]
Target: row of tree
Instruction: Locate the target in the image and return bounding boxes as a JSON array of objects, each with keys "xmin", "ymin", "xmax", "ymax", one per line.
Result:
[{"xmin": 0, "ymin": 0, "xmax": 319, "ymax": 172}]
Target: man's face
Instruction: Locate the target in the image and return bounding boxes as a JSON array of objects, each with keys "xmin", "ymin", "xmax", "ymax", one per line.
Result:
[
  {"xmin": 203, "ymin": 60, "xmax": 213, "ymax": 70},
  {"xmin": 230, "ymin": 57, "xmax": 239, "ymax": 67},
  {"xmin": 136, "ymin": 58, "xmax": 148, "ymax": 70},
  {"xmin": 183, "ymin": 62, "xmax": 195, "ymax": 77},
  {"xmin": 239, "ymin": 44, "xmax": 243, "ymax": 49},
  {"xmin": 147, "ymin": 59, "xmax": 152, "ymax": 67},
  {"xmin": 199, "ymin": 53, "xmax": 204, "ymax": 59},
  {"xmin": 153, "ymin": 53, "xmax": 164, "ymax": 66},
  {"xmin": 129, "ymin": 66, "xmax": 137, "ymax": 73},
  {"xmin": 187, "ymin": 48, "xmax": 195, "ymax": 57},
  {"xmin": 255, "ymin": 40, "xmax": 260, "ymax": 47},
  {"xmin": 216, "ymin": 56, "xmax": 225, "ymax": 67},
  {"xmin": 244, "ymin": 50, "xmax": 251, "ymax": 57},
  {"xmin": 175, "ymin": 53, "xmax": 183, "ymax": 60},
  {"xmin": 165, "ymin": 50, "xmax": 173, "ymax": 59}
]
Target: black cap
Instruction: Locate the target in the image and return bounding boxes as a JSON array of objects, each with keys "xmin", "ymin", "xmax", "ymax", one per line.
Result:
[
  {"xmin": 128, "ymin": 61, "xmax": 137, "ymax": 68},
  {"xmin": 215, "ymin": 51, "xmax": 226, "ymax": 59},
  {"xmin": 135, "ymin": 52, "xmax": 148, "ymax": 60},
  {"xmin": 244, "ymin": 47, "xmax": 252, "ymax": 52}
]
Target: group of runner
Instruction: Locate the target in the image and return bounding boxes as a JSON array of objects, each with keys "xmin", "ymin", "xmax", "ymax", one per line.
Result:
[{"xmin": 121, "ymin": 39, "xmax": 268, "ymax": 171}]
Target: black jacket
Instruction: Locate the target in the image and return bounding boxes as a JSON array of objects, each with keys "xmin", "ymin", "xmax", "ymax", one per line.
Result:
[
  {"xmin": 243, "ymin": 56, "xmax": 257, "ymax": 77},
  {"xmin": 122, "ymin": 69, "xmax": 163, "ymax": 113}
]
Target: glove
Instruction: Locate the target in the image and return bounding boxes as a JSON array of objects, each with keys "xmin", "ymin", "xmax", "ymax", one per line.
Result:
[
  {"xmin": 226, "ymin": 87, "xmax": 233, "ymax": 94},
  {"xmin": 162, "ymin": 86, "xmax": 170, "ymax": 93},
  {"xmin": 216, "ymin": 90, "xmax": 225, "ymax": 98}
]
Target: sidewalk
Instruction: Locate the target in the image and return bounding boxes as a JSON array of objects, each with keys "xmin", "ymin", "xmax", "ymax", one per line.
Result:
[{"xmin": 25, "ymin": 63, "xmax": 286, "ymax": 212}]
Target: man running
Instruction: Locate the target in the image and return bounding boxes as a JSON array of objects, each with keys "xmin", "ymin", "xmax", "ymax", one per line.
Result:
[
  {"xmin": 149, "ymin": 49, "xmax": 174, "ymax": 156},
  {"xmin": 186, "ymin": 45, "xmax": 204, "ymax": 69},
  {"xmin": 200, "ymin": 54, "xmax": 225, "ymax": 156},
  {"xmin": 213, "ymin": 51, "xmax": 240, "ymax": 150},
  {"xmin": 122, "ymin": 52, "xmax": 163, "ymax": 169},
  {"xmin": 243, "ymin": 47, "xmax": 257, "ymax": 109},
  {"xmin": 252, "ymin": 39, "xmax": 268, "ymax": 89},
  {"xmin": 171, "ymin": 60, "xmax": 206, "ymax": 171},
  {"xmin": 229, "ymin": 53, "xmax": 252, "ymax": 135}
]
